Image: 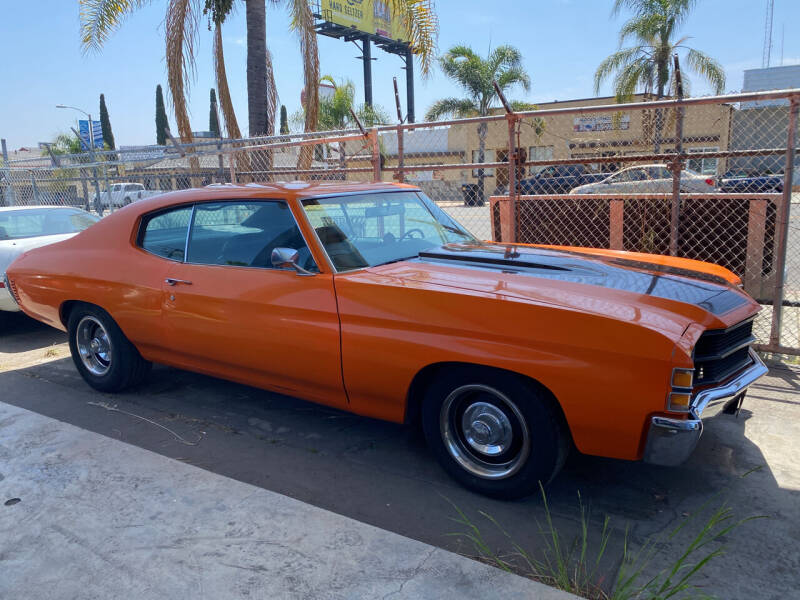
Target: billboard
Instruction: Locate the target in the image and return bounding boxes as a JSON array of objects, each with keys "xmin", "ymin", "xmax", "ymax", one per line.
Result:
[
  {"xmin": 78, "ymin": 119, "xmax": 104, "ymax": 151},
  {"xmin": 319, "ymin": 0, "xmax": 410, "ymax": 42}
]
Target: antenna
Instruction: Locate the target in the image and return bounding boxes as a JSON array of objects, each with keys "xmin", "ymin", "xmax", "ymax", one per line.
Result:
[{"xmin": 762, "ymin": 0, "xmax": 774, "ymax": 68}]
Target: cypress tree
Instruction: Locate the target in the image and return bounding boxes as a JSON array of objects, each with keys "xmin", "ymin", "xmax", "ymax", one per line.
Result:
[
  {"xmin": 209, "ymin": 89, "xmax": 221, "ymax": 137},
  {"xmin": 99, "ymin": 93, "xmax": 115, "ymax": 149},
  {"xmin": 155, "ymin": 85, "xmax": 168, "ymax": 145},
  {"xmin": 279, "ymin": 105, "xmax": 289, "ymax": 135}
]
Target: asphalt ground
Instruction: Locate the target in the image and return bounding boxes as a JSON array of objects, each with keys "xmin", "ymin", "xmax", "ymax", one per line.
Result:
[{"xmin": 1, "ymin": 311, "xmax": 799, "ymax": 598}]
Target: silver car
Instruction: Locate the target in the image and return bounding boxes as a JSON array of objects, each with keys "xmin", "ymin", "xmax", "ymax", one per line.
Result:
[
  {"xmin": 1, "ymin": 206, "xmax": 99, "ymax": 312},
  {"xmin": 570, "ymin": 164, "xmax": 716, "ymax": 194}
]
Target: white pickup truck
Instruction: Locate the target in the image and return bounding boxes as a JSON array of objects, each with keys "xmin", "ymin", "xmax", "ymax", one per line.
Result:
[{"xmin": 95, "ymin": 183, "xmax": 161, "ymax": 208}]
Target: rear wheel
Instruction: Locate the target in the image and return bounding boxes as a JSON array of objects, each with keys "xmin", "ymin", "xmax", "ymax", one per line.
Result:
[
  {"xmin": 421, "ymin": 366, "xmax": 568, "ymax": 499},
  {"xmin": 67, "ymin": 304, "xmax": 151, "ymax": 392}
]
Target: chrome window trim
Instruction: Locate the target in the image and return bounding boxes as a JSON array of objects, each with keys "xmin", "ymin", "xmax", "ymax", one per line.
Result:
[
  {"xmin": 300, "ymin": 189, "xmax": 473, "ymax": 275},
  {"xmin": 184, "ymin": 204, "xmax": 196, "ymax": 263}
]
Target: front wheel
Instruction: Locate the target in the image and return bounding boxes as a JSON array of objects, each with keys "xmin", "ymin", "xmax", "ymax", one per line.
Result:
[
  {"xmin": 67, "ymin": 304, "xmax": 151, "ymax": 392},
  {"xmin": 421, "ymin": 366, "xmax": 569, "ymax": 499}
]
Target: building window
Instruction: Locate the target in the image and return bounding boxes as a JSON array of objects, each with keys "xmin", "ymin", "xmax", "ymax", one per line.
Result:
[
  {"xmin": 528, "ymin": 146, "xmax": 554, "ymax": 174},
  {"xmin": 687, "ymin": 147, "xmax": 719, "ymax": 175},
  {"xmin": 472, "ymin": 149, "xmax": 495, "ymax": 177}
]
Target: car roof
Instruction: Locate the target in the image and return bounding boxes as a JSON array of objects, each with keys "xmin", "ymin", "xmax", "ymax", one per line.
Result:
[
  {"xmin": 127, "ymin": 181, "xmax": 422, "ymax": 213},
  {"xmin": 0, "ymin": 205, "xmax": 85, "ymax": 213}
]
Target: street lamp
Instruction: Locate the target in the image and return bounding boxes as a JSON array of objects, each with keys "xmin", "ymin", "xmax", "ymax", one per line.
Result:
[
  {"xmin": 56, "ymin": 104, "xmax": 95, "ymax": 152},
  {"xmin": 56, "ymin": 104, "xmax": 103, "ymax": 214}
]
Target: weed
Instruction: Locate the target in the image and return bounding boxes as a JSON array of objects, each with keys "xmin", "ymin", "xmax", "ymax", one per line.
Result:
[{"xmin": 446, "ymin": 473, "xmax": 763, "ymax": 600}]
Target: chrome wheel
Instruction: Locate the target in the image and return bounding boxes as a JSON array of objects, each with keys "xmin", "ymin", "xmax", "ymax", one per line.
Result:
[
  {"xmin": 440, "ymin": 384, "xmax": 530, "ymax": 480},
  {"xmin": 75, "ymin": 316, "xmax": 112, "ymax": 376}
]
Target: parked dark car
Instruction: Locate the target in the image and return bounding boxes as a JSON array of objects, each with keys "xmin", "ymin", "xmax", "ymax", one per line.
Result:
[
  {"xmin": 718, "ymin": 170, "xmax": 783, "ymax": 193},
  {"xmin": 518, "ymin": 164, "xmax": 611, "ymax": 195}
]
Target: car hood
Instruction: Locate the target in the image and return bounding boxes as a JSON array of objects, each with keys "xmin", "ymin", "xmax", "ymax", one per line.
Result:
[
  {"xmin": 0, "ymin": 233, "xmax": 76, "ymax": 273},
  {"xmin": 364, "ymin": 242, "xmax": 759, "ymax": 337}
]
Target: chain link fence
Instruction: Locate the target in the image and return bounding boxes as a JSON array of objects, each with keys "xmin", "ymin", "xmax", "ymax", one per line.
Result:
[{"xmin": 2, "ymin": 89, "xmax": 799, "ymax": 355}]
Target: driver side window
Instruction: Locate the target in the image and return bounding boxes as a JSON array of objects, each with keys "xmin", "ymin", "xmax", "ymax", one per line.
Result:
[{"xmin": 186, "ymin": 201, "xmax": 316, "ymax": 271}]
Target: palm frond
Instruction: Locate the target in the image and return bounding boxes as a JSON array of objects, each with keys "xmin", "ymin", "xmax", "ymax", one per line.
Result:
[
  {"xmin": 79, "ymin": 0, "xmax": 151, "ymax": 53},
  {"xmin": 390, "ymin": 0, "xmax": 439, "ymax": 77},
  {"xmin": 213, "ymin": 22, "xmax": 241, "ymax": 138},
  {"xmin": 290, "ymin": 0, "xmax": 319, "ymax": 169},
  {"xmin": 594, "ymin": 46, "xmax": 644, "ymax": 94},
  {"xmin": 685, "ymin": 48, "xmax": 726, "ymax": 94},
  {"xmin": 613, "ymin": 56, "xmax": 653, "ymax": 102},
  {"xmin": 495, "ymin": 65, "xmax": 531, "ymax": 93},
  {"xmin": 166, "ymin": 0, "xmax": 200, "ymax": 142},
  {"xmin": 424, "ymin": 98, "xmax": 478, "ymax": 121}
]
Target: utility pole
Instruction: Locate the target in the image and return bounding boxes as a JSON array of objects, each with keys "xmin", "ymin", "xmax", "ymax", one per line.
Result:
[{"xmin": 362, "ymin": 35, "xmax": 373, "ymax": 107}]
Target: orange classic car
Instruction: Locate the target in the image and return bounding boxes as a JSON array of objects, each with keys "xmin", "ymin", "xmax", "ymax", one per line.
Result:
[{"xmin": 4, "ymin": 182, "xmax": 767, "ymax": 498}]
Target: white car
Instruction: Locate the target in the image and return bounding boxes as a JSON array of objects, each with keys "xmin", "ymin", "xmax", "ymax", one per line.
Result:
[
  {"xmin": 569, "ymin": 164, "xmax": 716, "ymax": 194},
  {"xmin": 95, "ymin": 182, "xmax": 160, "ymax": 208},
  {"xmin": 1, "ymin": 206, "xmax": 99, "ymax": 312}
]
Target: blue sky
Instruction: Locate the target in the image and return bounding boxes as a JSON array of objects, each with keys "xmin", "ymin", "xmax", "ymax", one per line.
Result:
[{"xmin": 2, "ymin": 0, "xmax": 799, "ymax": 149}]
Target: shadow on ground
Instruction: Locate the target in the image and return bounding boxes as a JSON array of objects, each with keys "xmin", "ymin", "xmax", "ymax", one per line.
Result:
[{"xmin": 1, "ymin": 317, "xmax": 798, "ymax": 599}]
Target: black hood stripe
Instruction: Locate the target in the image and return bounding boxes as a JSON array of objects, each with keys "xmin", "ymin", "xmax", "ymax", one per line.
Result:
[{"xmin": 417, "ymin": 244, "xmax": 748, "ymax": 316}]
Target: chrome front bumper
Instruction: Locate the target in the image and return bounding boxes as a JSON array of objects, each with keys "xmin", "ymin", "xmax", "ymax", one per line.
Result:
[{"xmin": 642, "ymin": 350, "xmax": 768, "ymax": 466}]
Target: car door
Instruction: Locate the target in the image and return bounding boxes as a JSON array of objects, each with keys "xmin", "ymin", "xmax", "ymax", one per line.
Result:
[{"xmin": 160, "ymin": 199, "xmax": 346, "ymax": 409}]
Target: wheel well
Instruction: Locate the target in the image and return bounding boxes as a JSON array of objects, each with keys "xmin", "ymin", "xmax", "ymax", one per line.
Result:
[
  {"xmin": 60, "ymin": 300, "xmax": 94, "ymax": 328},
  {"xmin": 404, "ymin": 362, "xmax": 572, "ymax": 442}
]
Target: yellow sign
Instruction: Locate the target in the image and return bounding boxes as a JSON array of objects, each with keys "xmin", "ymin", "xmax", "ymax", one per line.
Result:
[{"xmin": 319, "ymin": 0, "xmax": 410, "ymax": 43}]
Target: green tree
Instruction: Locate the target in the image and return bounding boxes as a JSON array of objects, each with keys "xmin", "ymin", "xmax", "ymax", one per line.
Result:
[
  {"xmin": 44, "ymin": 133, "xmax": 84, "ymax": 155},
  {"xmin": 294, "ymin": 76, "xmax": 390, "ymax": 169},
  {"xmin": 155, "ymin": 84, "xmax": 169, "ymax": 145},
  {"xmin": 425, "ymin": 45, "xmax": 531, "ymax": 198},
  {"xmin": 209, "ymin": 88, "xmax": 221, "ymax": 137},
  {"xmin": 594, "ymin": 0, "xmax": 726, "ymax": 149},
  {"xmin": 79, "ymin": 0, "xmax": 437, "ymax": 162},
  {"xmin": 99, "ymin": 93, "xmax": 115, "ymax": 149},
  {"xmin": 279, "ymin": 105, "xmax": 289, "ymax": 135}
]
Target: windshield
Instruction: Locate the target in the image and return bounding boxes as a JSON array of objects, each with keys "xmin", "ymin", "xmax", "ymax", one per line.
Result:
[
  {"xmin": 302, "ymin": 191, "xmax": 476, "ymax": 271},
  {"xmin": 0, "ymin": 208, "xmax": 99, "ymax": 241}
]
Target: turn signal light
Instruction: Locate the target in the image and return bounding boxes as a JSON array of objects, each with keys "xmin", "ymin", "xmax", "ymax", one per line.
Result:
[
  {"xmin": 672, "ymin": 369, "xmax": 694, "ymax": 389},
  {"xmin": 668, "ymin": 392, "xmax": 692, "ymax": 411}
]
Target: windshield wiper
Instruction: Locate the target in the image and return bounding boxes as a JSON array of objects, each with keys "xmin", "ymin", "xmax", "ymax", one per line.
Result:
[{"xmin": 374, "ymin": 255, "xmax": 419, "ymax": 267}]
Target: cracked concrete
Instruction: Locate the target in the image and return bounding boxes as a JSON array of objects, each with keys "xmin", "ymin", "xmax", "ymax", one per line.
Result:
[{"xmin": 0, "ymin": 401, "xmax": 577, "ymax": 599}]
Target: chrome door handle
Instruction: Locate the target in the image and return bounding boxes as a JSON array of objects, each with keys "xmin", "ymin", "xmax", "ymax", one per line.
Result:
[{"xmin": 165, "ymin": 278, "xmax": 192, "ymax": 286}]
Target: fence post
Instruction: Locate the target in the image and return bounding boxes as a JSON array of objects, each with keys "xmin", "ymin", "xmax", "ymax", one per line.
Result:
[
  {"xmin": 769, "ymin": 95, "xmax": 799, "ymax": 349},
  {"xmin": 30, "ymin": 171, "xmax": 40, "ymax": 204},
  {"xmin": 370, "ymin": 128, "xmax": 381, "ymax": 183},
  {"xmin": 507, "ymin": 115, "xmax": 518, "ymax": 243},
  {"xmin": 669, "ymin": 54, "xmax": 685, "ymax": 257},
  {"xmin": 397, "ymin": 124, "xmax": 405, "ymax": 183},
  {"xmin": 1, "ymin": 138, "xmax": 16, "ymax": 206}
]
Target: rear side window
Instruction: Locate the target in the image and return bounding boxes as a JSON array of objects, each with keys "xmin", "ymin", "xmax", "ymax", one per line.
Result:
[{"xmin": 139, "ymin": 206, "xmax": 193, "ymax": 261}]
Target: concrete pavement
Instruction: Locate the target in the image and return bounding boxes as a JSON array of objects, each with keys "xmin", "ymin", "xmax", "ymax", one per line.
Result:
[
  {"xmin": 1, "ymin": 312, "xmax": 799, "ymax": 599},
  {"xmin": 0, "ymin": 400, "xmax": 576, "ymax": 599}
]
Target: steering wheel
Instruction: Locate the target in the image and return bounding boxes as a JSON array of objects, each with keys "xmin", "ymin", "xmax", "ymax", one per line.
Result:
[{"xmin": 400, "ymin": 228, "xmax": 425, "ymax": 241}]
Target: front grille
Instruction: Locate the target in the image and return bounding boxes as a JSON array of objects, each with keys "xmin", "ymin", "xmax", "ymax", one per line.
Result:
[{"xmin": 694, "ymin": 319, "xmax": 755, "ymax": 386}]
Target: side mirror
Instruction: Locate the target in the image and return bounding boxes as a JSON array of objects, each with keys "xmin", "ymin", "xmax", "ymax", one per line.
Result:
[{"xmin": 271, "ymin": 247, "xmax": 314, "ymax": 276}]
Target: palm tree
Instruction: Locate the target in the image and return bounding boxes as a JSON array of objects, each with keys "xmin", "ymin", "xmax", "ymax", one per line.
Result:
[
  {"xmin": 296, "ymin": 76, "xmax": 390, "ymax": 171},
  {"xmin": 594, "ymin": 0, "xmax": 726, "ymax": 149},
  {"xmin": 80, "ymin": 0, "xmax": 241, "ymax": 145},
  {"xmin": 425, "ymin": 45, "xmax": 531, "ymax": 198},
  {"xmin": 79, "ymin": 0, "xmax": 437, "ymax": 153}
]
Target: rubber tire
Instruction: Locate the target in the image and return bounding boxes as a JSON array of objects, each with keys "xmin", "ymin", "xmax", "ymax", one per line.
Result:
[
  {"xmin": 421, "ymin": 366, "xmax": 569, "ymax": 500},
  {"xmin": 67, "ymin": 304, "xmax": 151, "ymax": 393}
]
